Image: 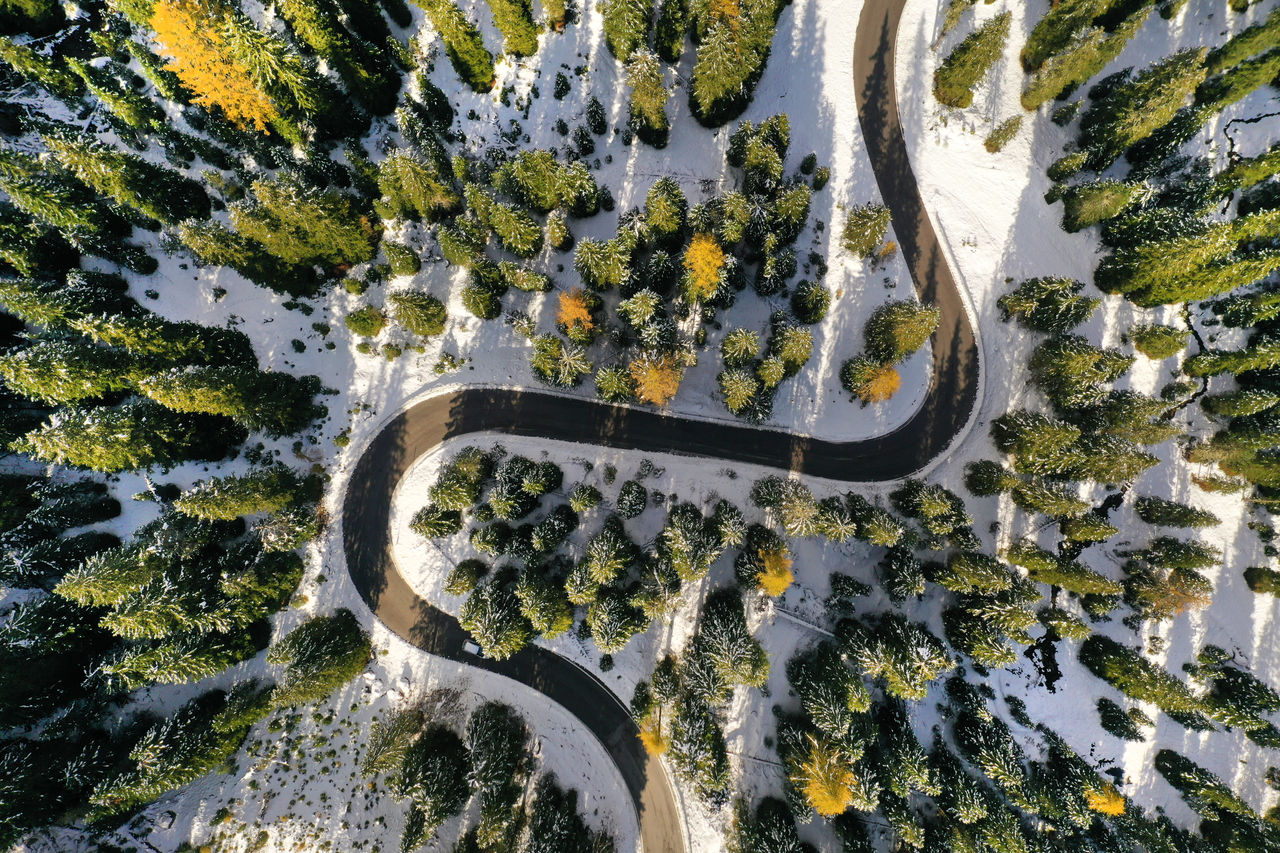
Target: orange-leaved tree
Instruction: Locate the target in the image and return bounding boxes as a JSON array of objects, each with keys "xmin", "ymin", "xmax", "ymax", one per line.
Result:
[
  {"xmin": 630, "ymin": 353, "xmax": 684, "ymax": 405},
  {"xmin": 682, "ymin": 232, "xmax": 725, "ymax": 303},
  {"xmin": 557, "ymin": 288, "xmax": 595, "ymax": 337},
  {"xmin": 150, "ymin": 0, "xmax": 279, "ymax": 131}
]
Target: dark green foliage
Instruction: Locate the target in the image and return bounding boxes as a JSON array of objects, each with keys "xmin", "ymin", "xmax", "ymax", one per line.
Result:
[
  {"xmin": 1079, "ymin": 634, "xmax": 1204, "ymax": 718},
  {"xmin": 276, "ymin": 0, "xmax": 400, "ymax": 113},
  {"xmin": 175, "ymin": 468, "xmax": 314, "ymax": 520},
  {"xmin": 616, "ymin": 479, "xmax": 647, "ymax": 518},
  {"xmin": 654, "ymin": 0, "xmax": 689, "ymax": 62},
  {"xmin": 1097, "ymin": 696, "xmax": 1146, "ymax": 741},
  {"xmin": 1078, "ymin": 48, "xmax": 1207, "ymax": 169},
  {"xmin": 231, "ymin": 174, "xmax": 377, "ymax": 268},
  {"xmin": 984, "ymin": 116, "xmax": 1021, "ymax": 153},
  {"xmin": 1245, "ymin": 565, "xmax": 1280, "ymax": 595},
  {"xmin": 461, "ymin": 573, "xmax": 533, "ymax": 658},
  {"xmin": 88, "ymin": 691, "xmax": 259, "ymax": 819},
  {"xmin": 1134, "ymin": 496, "xmax": 1219, "ymax": 528},
  {"xmin": 688, "ymin": 0, "xmax": 787, "ymax": 125},
  {"xmin": 394, "ymin": 725, "xmax": 469, "ymax": 847},
  {"xmin": 997, "ymin": 277, "xmax": 1098, "ymax": 334},
  {"xmin": 389, "ymin": 291, "xmax": 447, "ymax": 336},
  {"xmin": 530, "ymin": 334, "xmax": 591, "ymax": 387},
  {"xmin": 1030, "ymin": 334, "xmax": 1133, "ymax": 411},
  {"xmin": 266, "ymin": 610, "xmax": 370, "ymax": 707},
  {"xmin": 1020, "ymin": 0, "xmax": 1113, "ymax": 72},
  {"xmin": 790, "ymin": 279, "xmax": 831, "ymax": 324},
  {"xmin": 45, "ymin": 137, "xmax": 210, "ymax": 225},
  {"xmin": 1059, "ymin": 180, "xmax": 1145, "ymax": 231},
  {"xmin": 378, "ymin": 151, "xmax": 462, "ymax": 221},
  {"xmin": 1021, "ymin": 7, "xmax": 1150, "ymax": 112},
  {"xmin": 728, "ymin": 797, "xmax": 807, "ymax": 853},
  {"xmin": 840, "ymin": 614, "xmax": 954, "ymax": 701},
  {"xmin": 601, "ymin": 0, "xmax": 652, "ymax": 59},
  {"xmin": 494, "ymin": 150, "xmax": 600, "ymax": 215},
  {"xmin": 1002, "ymin": 540, "xmax": 1122, "ymax": 596},
  {"xmin": 137, "ymin": 366, "xmax": 322, "ymax": 437},
  {"xmin": 934, "ymin": 13, "xmax": 1011, "ymax": 108},
  {"xmin": 1127, "ymin": 324, "xmax": 1187, "ymax": 359}
]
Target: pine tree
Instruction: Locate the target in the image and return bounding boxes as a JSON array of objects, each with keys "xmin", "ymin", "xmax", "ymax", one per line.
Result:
[
  {"xmin": 231, "ymin": 174, "xmax": 377, "ymax": 267},
  {"xmin": 267, "ymin": 609, "xmax": 371, "ymax": 707},
  {"xmin": 177, "ymin": 219, "xmax": 317, "ymax": 295},
  {"xmin": 0, "ymin": 35, "xmax": 81, "ymax": 98},
  {"xmin": 1078, "ymin": 48, "xmax": 1207, "ymax": 168},
  {"xmin": 1020, "ymin": 6, "xmax": 1150, "ymax": 110},
  {"xmin": 388, "ymin": 290, "xmax": 447, "ymax": 337},
  {"xmin": 414, "ymin": 0, "xmax": 496, "ymax": 91},
  {"xmin": 627, "ymin": 50, "xmax": 671, "ymax": 145},
  {"xmin": 66, "ymin": 59, "xmax": 166, "ymax": 131},
  {"xmin": 933, "ymin": 13, "xmax": 1011, "ymax": 109},
  {"xmin": 460, "ymin": 576, "xmax": 533, "ymax": 658},
  {"xmin": 43, "ymin": 136, "xmax": 211, "ymax": 225},
  {"xmin": 600, "ymin": 0, "xmax": 652, "ymax": 60},
  {"xmin": 1019, "ymin": 0, "xmax": 1112, "ymax": 71},
  {"xmin": 1002, "ymin": 540, "xmax": 1122, "ymax": 596},
  {"xmin": 1079, "ymin": 635, "xmax": 1205, "ymax": 717},
  {"xmin": 1134, "ymin": 496, "xmax": 1219, "ymax": 528},
  {"xmin": 1030, "ymin": 334, "xmax": 1132, "ymax": 410},
  {"xmin": 0, "ymin": 340, "xmax": 140, "ymax": 405},
  {"xmin": 13, "ymin": 398, "xmax": 242, "ymax": 472},
  {"xmin": 864, "ymin": 300, "xmax": 941, "ymax": 364},
  {"xmin": 485, "ymin": 0, "xmax": 540, "ymax": 55},
  {"xmin": 174, "ymin": 468, "xmax": 311, "ymax": 520},
  {"xmin": 393, "ymin": 725, "xmax": 470, "ymax": 846},
  {"xmin": 275, "ymin": 0, "xmax": 399, "ymax": 114},
  {"xmin": 377, "ymin": 151, "xmax": 461, "ymax": 220},
  {"xmin": 137, "ymin": 365, "xmax": 319, "ymax": 436}
]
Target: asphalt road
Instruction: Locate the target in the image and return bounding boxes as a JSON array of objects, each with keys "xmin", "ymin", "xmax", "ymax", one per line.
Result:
[{"xmin": 341, "ymin": 0, "xmax": 977, "ymax": 847}]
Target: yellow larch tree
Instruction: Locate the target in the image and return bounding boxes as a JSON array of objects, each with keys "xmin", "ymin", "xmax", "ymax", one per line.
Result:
[
  {"xmin": 757, "ymin": 546, "xmax": 794, "ymax": 597},
  {"xmin": 683, "ymin": 232, "xmax": 726, "ymax": 303},
  {"xmin": 637, "ymin": 714, "xmax": 669, "ymax": 755},
  {"xmin": 558, "ymin": 288, "xmax": 595, "ymax": 336},
  {"xmin": 1084, "ymin": 784, "xmax": 1126, "ymax": 816},
  {"xmin": 630, "ymin": 353, "xmax": 684, "ymax": 405},
  {"xmin": 150, "ymin": 0, "xmax": 279, "ymax": 131},
  {"xmin": 860, "ymin": 364, "xmax": 901, "ymax": 403},
  {"xmin": 794, "ymin": 734, "xmax": 857, "ymax": 816}
]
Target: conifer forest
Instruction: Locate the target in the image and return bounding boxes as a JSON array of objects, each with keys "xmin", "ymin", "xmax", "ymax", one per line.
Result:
[{"xmin": 5, "ymin": 0, "xmax": 1280, "ymax": 849}]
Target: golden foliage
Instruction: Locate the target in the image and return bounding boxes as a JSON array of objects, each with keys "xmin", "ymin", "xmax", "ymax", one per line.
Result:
[
  {"xmin": 638, "ymin": 717, "xmax": 669, "ymax": 755},
  {"xmin": 557, "ymin": 288, "xmax": 594, "ymax": 334},
  {"xmin": 151, "ymin": 0, "xmax": 278, "ymax": 131},
  {"xmin": 858, "ymin": 364, "xmax": 901, "ymax": 403},
  {"xmin": 795, "ymin": 735, "xmax": 855, "ymax": 817},
  {"xmin": 757, "ymin": 547, "xmax": 793, "ymax": 597},
  {"xmin": 683, "ymin": 232, "xmax": 726, "ymax": 303},
  {"xmin": 630, "ymin": 353, "xmax": 684, "ymax": 406},
  {"xmin": 1084, "ymin": 785, "xmax": 1126, "ymax": 816}
]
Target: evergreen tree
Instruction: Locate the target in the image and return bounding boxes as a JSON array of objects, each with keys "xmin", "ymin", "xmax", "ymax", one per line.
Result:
[
  {"xmin": 485, "ymin": 0, "xmax": 540, "ymax": 55},
  {"xmin": 460, "ymin": 575, "xmax": 533, "ymax": 658},
  {"xmin": 137, "ymin": 366, "xmax": 320, "ymax": 437},
  {"xmin": 1002, "ymin": 540, "xmax": 1122, "ymax": 596},
  {"xmin": 627, "ymin": 50, "xmax": 671, "ymax": 146},
  {"xmin": 388, "ymin": 290, "xmax": 448, "ymax": 337},
  {"xmin": 1019, "ymin": 0, "xmax": 1112, "ymax": 71},
  {"xmin": 174, "ymin": 468, "xmax": 312, "ymax": 520},
  {"xmin": 1078, "ymin": 48, "xmax": 1208, "ymax": 168},
  {"xmin": 231, "ymin": 174, "xmax": 377, "ymax": 268},
  {"xmin": 1079, "ymin": 635, "xmax": 1205, "ymax": 718},
  {"xmin": 841, "ymin": 614, "xmax": 954, "ymax": 701},
  {"xmin": 1030, "ymin": 334, "xmax": 1132, "ymax": 410},
  {"xmin": 1134, "ymin": 496, "xmax": 1219, "ymax": 528},
  {"xmin": 377, "ymin": 151, "xmax": 461, "ymax": 220},
  {"xmin": 933, "ymin": 12, "xmax": 1011, "ymax": 109},
  {"xmin": 267, "ymin": 609, "xmax": 371, "ymax": 707},
  {"xmin": 0, "ymin": 35, "xmax": 81, "ymax": 97},
  {"xmin": 44, "ymin": 136, "xmax": 210, "ymax": 225},
  {"xmin": 654, "ymin": 0, "xmax": 689, "ymax": 62},
  {"xmin": 393, "ymin": 725, "xmax": 470, "ymax": 847},
  {"xmin": 276, "ymin": 0, "xmax": 400, "ymax": 114},
  {"xmin": 13, "ymin": 398, "xmax": 242, "ymax": 472},
  {"xmin": 864, "ymin": 301, "xmax": 941, "ymax": 364},
  {"xmin": 177, "ymin": 219, "xmax": 318, "ymax": 296},
  {"xmin": 1020, "ymin": 6, "xmax": 1150, "ymax": 110},
  {"xmin": 0, "ymin": 339, "xmax": 140, "ymax": 405},
  {"xmin": 414, "ymin": 0, "xmax": 496, "ymax": 90},
  {"xmin": 600, "ymin": 0, "xmax": 652, "ymax": 60}
]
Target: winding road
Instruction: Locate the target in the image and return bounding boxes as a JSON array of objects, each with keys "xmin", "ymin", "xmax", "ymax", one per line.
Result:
[{"xmin": 341, "ymin": 0, "xmax": 977, "ymax": 848}]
